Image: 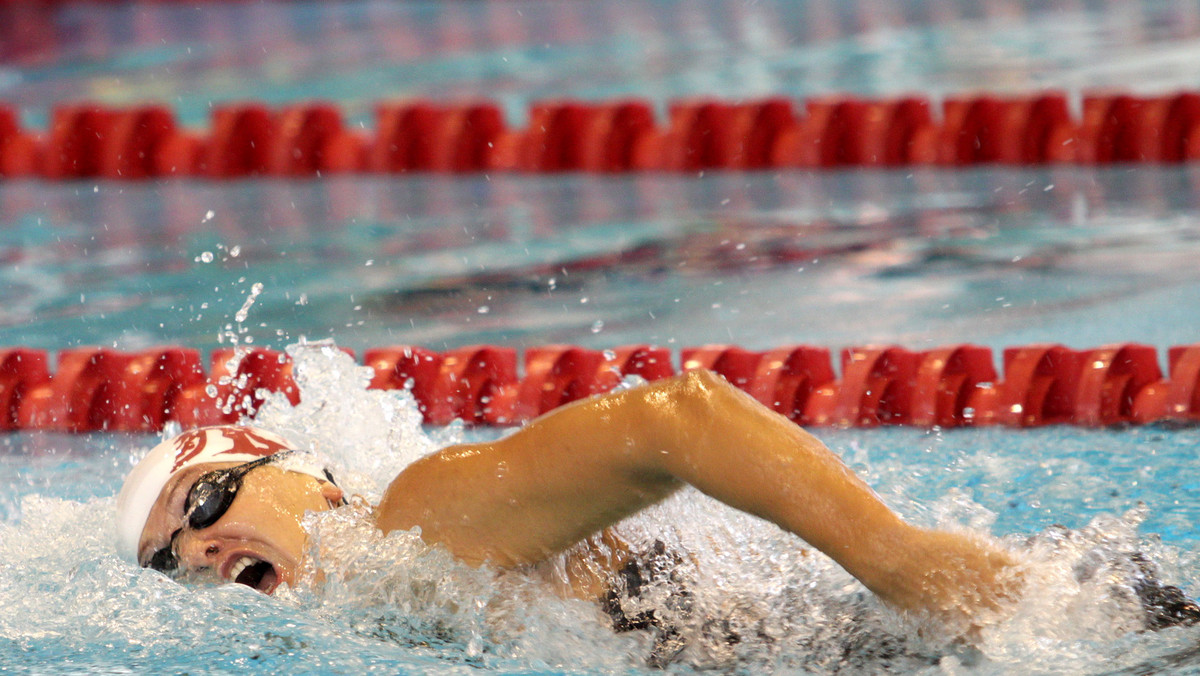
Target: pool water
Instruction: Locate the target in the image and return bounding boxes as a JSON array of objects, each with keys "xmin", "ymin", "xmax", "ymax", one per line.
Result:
[
  {"xmin": 4, "ymin": 0, "xmax": 1200, "ymax": 673},
  {"xmin": 4, "ymin": 346, "xmax": 1200, "ymax": 675},
  {"xmin": 3, "ymin": 168, "xmax": 1200, "ymax": 353}
]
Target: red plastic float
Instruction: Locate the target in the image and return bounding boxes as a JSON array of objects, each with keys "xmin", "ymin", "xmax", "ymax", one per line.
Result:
[
  {"xmin": 99, "ymin": 106, "xmax": 177, "ymax": 179},
  {"xmin": 203, "ymin": 104, "xmax": 274, "ymax": 177},
  {"xmin": 438, "ymin": 346, "xmax": 520, "ymax": 425},
  {"xmin": 829, "ymin": 346, "xmax": 920, "ymax": 427},
  {"xmin": 1134, "ymin": 345, "xmax": 1200, "ymax": 423},
  {"xmin": 371, "ymin": 102, "xmax": 501, "ymax": 173},
  {"xmin": 1161, "ymin": 93, "xmax": 1200, "ymax": 161},
  {"xmin": 122, "ymin": 348, "xmax": 207, "ymax": 432},
  {"xmin": 0, "ymin": 105, "xmax": 38, "ymax": 178},
  {"xmin": 909, "ymin": 344, "xmax": 997, "ymax": 428},
  {"xmin": 1072, "ymin": 344, "xmax": 1161, "ymax": 426},
  {"xmin": 268, "ymin": 103, "xmax": 344, "ymax": 176},
  {"xmin": 366, "ymin": 345, "xmax": 449, "ymax": 419},
  {"xmin": 7, "ymin": 93, "xmax": 1200, "ymax": 180},
  {"xmin": 514, "ymin": 346, "xmax": 611, "ymax": 419},
  {"xmin": 41, "ymin": 104, "xmax": 111, "ymax": 179},
  {"xmin": 681, "ymin": 344, "xmax": 763, "ymax": 390},
  {"xmin": 883, "ymin": 98, "xmax": 939, "ymax": 166},
  {"xmin": 0, "ymin": 349, "xmax": 49, "ymax": 431},
  {"xmin": 744, "ymin": 345, "xmax": 836, "ymax": 424},
  {"xmin": 368, "ymin": 345, "xmax": 520, "ymax": 425},
  {"xmin": 994, "ymin": 345, "xmax": 1083, "ymax": 427},
  {"xmin": 577, "ymin": 101, "xmax": 656, "ymax": 172},
  {"xmin": 0, "ymin": 343, "xmax": 1194, "ymax": 432},
  {"xmin": 520, "ymin": 101, "xmax": 597, "ymax": 172},
  {"xmin": 1024, "ymin": 94, "xmax": 1076, "ymax": 164},
  {"xmin": 16, "ymin": 348, "xmax": 133, "ymax": 432}
]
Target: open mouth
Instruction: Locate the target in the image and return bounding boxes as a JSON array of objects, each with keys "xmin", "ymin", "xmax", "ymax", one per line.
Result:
[{"xmin": 228, "ymin": 556, "xmax": 279, "ymax": 593}]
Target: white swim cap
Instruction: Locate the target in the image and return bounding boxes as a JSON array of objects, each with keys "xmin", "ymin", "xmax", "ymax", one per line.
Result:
[{"xmin": 115, "ymin": 425, "xmax": 329, "ymax": 564}]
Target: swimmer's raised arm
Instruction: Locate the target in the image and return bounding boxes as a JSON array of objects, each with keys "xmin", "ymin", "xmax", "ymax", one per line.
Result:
[{"xmin": 376, "ymin": 369, "xmax": 1018, "ymax": 623}]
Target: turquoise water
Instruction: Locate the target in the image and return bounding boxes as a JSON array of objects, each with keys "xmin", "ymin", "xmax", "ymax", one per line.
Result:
[
  {"xmin": 7, "ymin": 0, "xmax": 1200, "ymax": 125},
  {"xmin": 3, "ymin": 168, "xmax": 1200, "ymax": 354},
  {"xmin": 4, "ymin": 0, "xmax": 1200, "ymax": 673}
]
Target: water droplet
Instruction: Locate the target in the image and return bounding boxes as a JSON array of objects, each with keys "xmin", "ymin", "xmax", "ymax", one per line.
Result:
[
  {"xmin": 235, "ymin": 282, "xmax": 264, "ymax": 322},
  {"xmin": 197, "ymin": 251, "xmax": 214, "ymax": 263},
  {"xmin": 590, "ymin": 320, "xmax": 604, "ymax": 333}
]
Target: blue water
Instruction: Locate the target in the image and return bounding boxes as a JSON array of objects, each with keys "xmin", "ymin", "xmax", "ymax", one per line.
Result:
[
  {"xmin": 2, "ymin": 169, "xmax": 1200, "ymax": 354},
  {"xmin": 7, "ymin": 0, "xmax": 1200, "ymax": 126},
  {"xmin": 4, "ymin": 0, "xmax": 1200, "ymax": 673}
]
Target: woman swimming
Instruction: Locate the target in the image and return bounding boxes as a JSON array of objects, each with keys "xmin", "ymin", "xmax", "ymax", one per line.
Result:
[{"xmin": 117, "ymin": 369, "xmax": 1023, "ymax": 635}]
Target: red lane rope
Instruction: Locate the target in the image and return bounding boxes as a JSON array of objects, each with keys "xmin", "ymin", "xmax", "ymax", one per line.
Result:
[
  {"xmin": 0, "ymin": 343, "xmax": 1197, "ymax": 432},
  {"xmin": 5, "ymin": 94, "xmax": 1200, "ymax": 179}
]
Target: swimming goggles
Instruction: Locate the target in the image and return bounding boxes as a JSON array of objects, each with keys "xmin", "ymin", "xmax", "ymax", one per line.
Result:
[{"xmin": 144, "ymin": 450, "xmax": 295, "ymax": 573}]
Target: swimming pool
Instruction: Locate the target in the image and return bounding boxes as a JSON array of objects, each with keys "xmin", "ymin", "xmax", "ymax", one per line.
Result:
[{"xmin": 4, "ymin": 0, "xmax": 1200, "ymax": 673}]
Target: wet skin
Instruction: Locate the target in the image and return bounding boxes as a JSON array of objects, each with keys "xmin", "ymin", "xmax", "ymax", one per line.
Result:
[{"xmin": 138, "ymin": 463, "xmax": 343, "ymax": 593}]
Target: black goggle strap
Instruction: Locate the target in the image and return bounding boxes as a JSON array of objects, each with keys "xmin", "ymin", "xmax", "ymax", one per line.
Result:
[{"xmin": 146, "ymin": 528, "xmax": 182, "ymax": 572}]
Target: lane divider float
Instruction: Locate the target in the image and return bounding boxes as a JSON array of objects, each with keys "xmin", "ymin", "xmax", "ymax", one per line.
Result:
[
  {"xmin": 6, "ymin": 93, "xmax": 1200, "ymax": 179},
  {"xmin": 0, "ymin": 343, "xmax": 1197, "ymax": 432}
]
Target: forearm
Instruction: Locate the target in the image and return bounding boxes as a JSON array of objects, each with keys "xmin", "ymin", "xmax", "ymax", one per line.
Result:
[
  {"xmin": 630, "ymin": 371, "xmax": 1018, "ymax": 616},
  {"xmin": 628, "ymin": 370, "xmax": 916, "ymax": 597}
]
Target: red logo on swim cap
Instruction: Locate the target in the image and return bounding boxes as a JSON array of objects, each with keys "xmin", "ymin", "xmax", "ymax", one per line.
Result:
[{"xmin": 170, "ymin": 427, "xmax": 291, "ymax": 472}]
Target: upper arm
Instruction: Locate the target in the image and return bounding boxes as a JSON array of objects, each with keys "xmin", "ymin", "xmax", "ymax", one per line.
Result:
[
  {"xmin": 371, "ymin": 370, "xmax": 788, "ymax": 569},
  {"xmin": 373, "ymin": 378, "xmax": 691, "ymax": 567}
]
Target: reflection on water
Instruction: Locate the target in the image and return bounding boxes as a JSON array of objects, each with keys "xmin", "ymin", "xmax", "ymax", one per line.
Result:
[
  {"xmin": 6, "ymin": 0, "xmax": 1200, "ymax": 126},
  {"xmin": 1, "ymin": 168, "xmax": 1199, "ymax": 353}
]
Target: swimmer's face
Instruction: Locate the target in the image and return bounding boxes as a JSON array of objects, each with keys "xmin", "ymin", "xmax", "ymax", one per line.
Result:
[{"xmin": 137, "ymin": 461, "xmax": 343, "ymax": 594}]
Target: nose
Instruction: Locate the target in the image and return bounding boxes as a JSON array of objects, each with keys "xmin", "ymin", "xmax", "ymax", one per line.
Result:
[{"xmin": 173, "ymin": 529, "xmax": 223, "ymax": 572}]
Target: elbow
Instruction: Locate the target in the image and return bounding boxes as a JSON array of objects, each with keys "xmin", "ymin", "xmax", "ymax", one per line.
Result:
[
  {"xmin": 676, "ymin": 368, "xmax": 742, "ymax": 408},
  {"xmin": 644, "ymin": 368, "xmax": 738, "ymax": 430},
  {"xmin": 665, "ymin": 367, "xmax": 779, "ymax": 431}
]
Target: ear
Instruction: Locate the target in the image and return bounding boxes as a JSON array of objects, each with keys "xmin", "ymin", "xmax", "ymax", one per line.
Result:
[{"xmin": 319, "ymin": 480, "xmax": 345, "ymax": 506}]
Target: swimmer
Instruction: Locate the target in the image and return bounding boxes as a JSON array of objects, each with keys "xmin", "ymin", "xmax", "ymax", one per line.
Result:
[{"xmin": 113, "ymin": 370, "xmax": 1184, "ymax": 640}]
